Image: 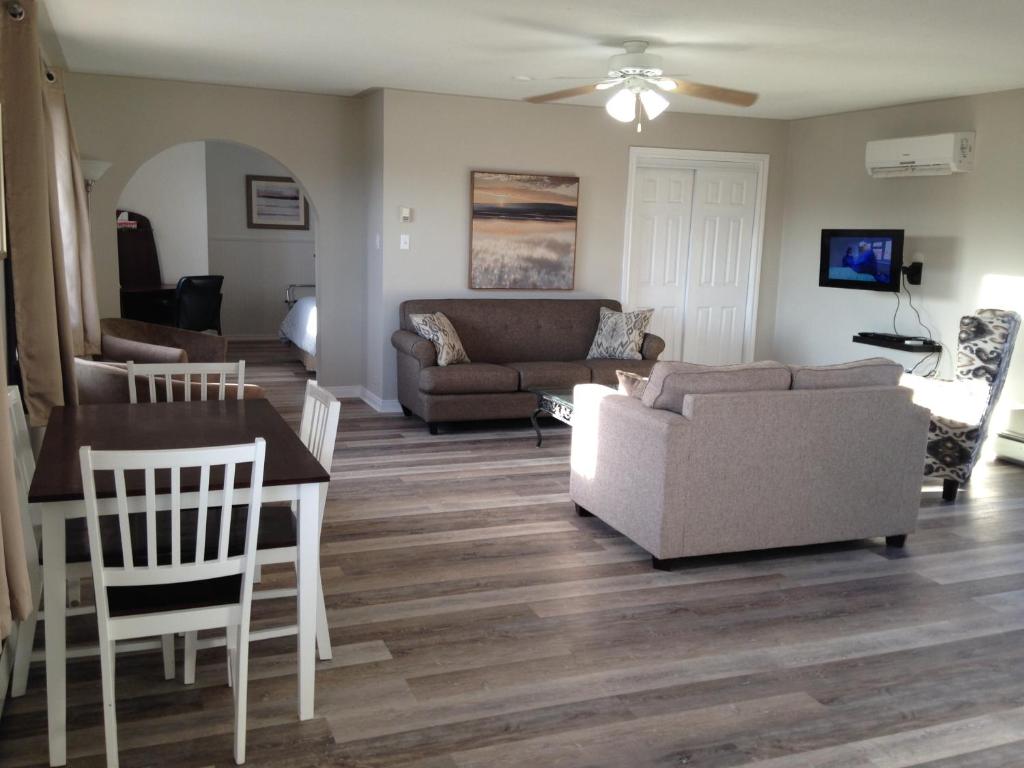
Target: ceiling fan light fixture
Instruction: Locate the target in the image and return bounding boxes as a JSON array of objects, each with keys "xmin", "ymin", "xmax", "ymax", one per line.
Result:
[
  {"xmin": 639, "ymin": 87, "xmax": 670, "ymax": 120},
  {"xmin": 605, "ymin": 87, "xmax": 637, "ymax": 123}
]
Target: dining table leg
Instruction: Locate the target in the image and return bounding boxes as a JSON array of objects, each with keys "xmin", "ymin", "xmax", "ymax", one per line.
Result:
[
  {"xmin": 41, "ymin": 510, "xmax": 68, "ymax": 767},
  {"xmin": 295, "ymin": 482, "xmax": 322, "ymax": 720}
]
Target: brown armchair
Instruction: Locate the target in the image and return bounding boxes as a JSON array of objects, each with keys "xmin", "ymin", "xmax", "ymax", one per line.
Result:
[{"xmin": 100, "ymin": 318, "xmax": 227, "ymax": 362}]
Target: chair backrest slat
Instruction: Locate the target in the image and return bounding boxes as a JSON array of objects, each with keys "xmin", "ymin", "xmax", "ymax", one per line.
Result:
[
  {"xmin": 170, "ymin": 466, "xmax": 181, "ymax": 567},
  {"xmin": 113, "ymin": 469, "xmax": 133, "ymax": 569},
  {"xmin": 194, "ymin": 464, "xmax": 210, "ymax": 563},
  {"xmin": 125, "ymin": 361, "xmax": 246, "ymax": 404},
  {"xmin": 218, "ymin": 462, "xmax": 236, "ymax": 561},
  {"xmin": 144, "ymin": 467, "xmax": 157, "ymax": 568}
]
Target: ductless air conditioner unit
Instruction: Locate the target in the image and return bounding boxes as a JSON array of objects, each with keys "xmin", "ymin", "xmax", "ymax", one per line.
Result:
[{"xmin": 865, "ymin": 132, "xmax": 975, "ymax": 178}]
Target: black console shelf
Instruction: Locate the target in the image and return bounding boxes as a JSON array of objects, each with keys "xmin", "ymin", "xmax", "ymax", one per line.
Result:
[{"xmin": 852, "ymin": 335, "xmax": 941, "ymax": 353}]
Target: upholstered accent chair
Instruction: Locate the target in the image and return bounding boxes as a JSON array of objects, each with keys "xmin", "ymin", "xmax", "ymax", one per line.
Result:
[{"xmin": 903, "ymin": 308, "xmax": 1021, "ymax": 501}]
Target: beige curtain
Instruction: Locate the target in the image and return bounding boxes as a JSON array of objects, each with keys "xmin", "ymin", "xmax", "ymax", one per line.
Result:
[
  {"xmin": 0, "ymin": 0, "xmax": 100, "ymax": 431},
  {"xmin": 0, "ymin": 0, "xmax": 101, "ymax": 637}
]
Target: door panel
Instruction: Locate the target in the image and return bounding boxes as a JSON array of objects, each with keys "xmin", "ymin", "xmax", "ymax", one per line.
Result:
[
  {"xmin": 682, "ymin": 168, "xmax": 758, "ymax": 365},
  {"xmin": 626, "ymin": 166, "xmax": 695, "ymax": 361}
]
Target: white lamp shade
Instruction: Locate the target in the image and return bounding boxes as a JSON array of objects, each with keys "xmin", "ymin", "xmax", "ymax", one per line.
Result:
[
  {"xmin": 80, "ymin": 158, "xmax": 112, "ymax": 182},
  {"xmin": 605, "ymin": 88, "xmax": 637, "ymax": 123},
  {"xmin": 639, "ymin": 88, "xmax": 670, "ymax": 120}
]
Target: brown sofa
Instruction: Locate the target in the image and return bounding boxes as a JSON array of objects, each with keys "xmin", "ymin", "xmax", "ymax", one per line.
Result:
[{"xmin": 392, "ymin": 299, "xmax": 665, "ymax": 431}]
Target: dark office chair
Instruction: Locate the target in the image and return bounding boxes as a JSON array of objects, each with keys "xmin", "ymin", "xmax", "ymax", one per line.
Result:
[{"xmin": 174, "ymin": 275, "xmax": 224, "ymax": 335}]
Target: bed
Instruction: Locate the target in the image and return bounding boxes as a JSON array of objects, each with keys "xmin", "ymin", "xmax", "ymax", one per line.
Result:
[{"xmin": 280, "ymin": 285, "xmax": 317, "ymax": 371}]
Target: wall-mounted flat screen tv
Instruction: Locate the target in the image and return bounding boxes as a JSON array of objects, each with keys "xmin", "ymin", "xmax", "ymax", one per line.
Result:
[{"xmin": 819, "ymin": 229, "xmax": 904, "ymax": 292}]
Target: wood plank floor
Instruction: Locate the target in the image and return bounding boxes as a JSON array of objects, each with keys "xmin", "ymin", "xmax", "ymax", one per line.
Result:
[{"xmin": 3, "ymin": 339, "xmax": 1024, "ymax": 767}]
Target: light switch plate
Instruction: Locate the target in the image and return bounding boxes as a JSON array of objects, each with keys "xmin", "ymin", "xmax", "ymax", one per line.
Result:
[{"xmin": 400, "ymin": 234, "xmax": 410, "ymax": 250}]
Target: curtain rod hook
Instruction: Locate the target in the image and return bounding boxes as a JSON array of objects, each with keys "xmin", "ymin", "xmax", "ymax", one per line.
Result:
[{"xmin": 5, "ymin": 2, "xmax": 25, "ymax": 21}]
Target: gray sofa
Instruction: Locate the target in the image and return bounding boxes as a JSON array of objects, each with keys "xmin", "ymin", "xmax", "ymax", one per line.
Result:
[
  {"xmin": 570, "ymin": 359, "xmax": 931, "ymax": 569},
  {"xmin": 392, "ymin": 299, "xmax": 665, "ymax": 431}
]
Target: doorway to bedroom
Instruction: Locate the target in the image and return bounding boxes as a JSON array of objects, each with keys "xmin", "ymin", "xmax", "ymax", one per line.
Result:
[{"xmin": 115, "ymin": 140, "xmax": 319, "ymax": 373}]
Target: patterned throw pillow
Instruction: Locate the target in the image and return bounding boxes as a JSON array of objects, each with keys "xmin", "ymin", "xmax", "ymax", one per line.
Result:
[
  {"xmin": 587, "ymin": 307, "xmax": 654, "ymax": 360},
  {"xmin": 409, "ymin": 312, "xmax": 471, "ymax": 367}
]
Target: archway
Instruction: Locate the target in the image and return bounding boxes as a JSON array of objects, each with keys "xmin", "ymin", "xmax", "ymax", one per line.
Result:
[{"xmin": 112, "ymin": 139, "xmax": 321, "ymax": 372}]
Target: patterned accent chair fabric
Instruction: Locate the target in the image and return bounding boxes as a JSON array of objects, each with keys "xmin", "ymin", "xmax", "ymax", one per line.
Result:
[{"xmin": 909, "ymin": 308, "xmax": 1020, "ymax": 499}]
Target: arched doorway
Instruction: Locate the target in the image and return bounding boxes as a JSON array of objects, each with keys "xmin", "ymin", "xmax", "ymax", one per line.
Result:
[{"xmin": 113, "ymin": 140, "xmax": 320, "ymax": 372}]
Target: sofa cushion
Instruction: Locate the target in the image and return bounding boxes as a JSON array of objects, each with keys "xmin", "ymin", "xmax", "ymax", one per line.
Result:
[
  {"xmin": 506, "ymin": 361, "xmax": 591, "ymax": 390},
  {"xmin": 418, "ymin": 363, "xmax": 519, "ymax": 395},
  {"xmin": 410, "ymin": 312, "xmax": 471, "ymax": 366},
  {"xmin": 616, "ymin": 370, "xmax": 649, "ymax": 398},
  {"xmin": 641, "ymin": 360, "xmax": 792, "ymax": 412},
  {"xmin": 580, "ymin": 359, "xmax": 656, "ymax": 387},
  {"xmin": 790, "ymin": 357, "xmax": 903, "ymax": 390},
  {"xmin": 587, "ymin": 307, "xmax": 654, "ymax": 360}
]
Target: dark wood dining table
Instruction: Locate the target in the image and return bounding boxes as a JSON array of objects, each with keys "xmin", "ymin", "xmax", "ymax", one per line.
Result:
[{"xmin": 28, "ymin": 398, "xmax": 330, "ymax": 767}]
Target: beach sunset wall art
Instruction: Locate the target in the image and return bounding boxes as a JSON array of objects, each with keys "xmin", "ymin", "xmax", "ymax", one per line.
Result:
[
  {"xmin": 470, "ymin": 171, "xmax": 579, "ymax": 290},
  {"xmin": 246, "ymin": 175, "xmax": 309, "ymax": 230}
]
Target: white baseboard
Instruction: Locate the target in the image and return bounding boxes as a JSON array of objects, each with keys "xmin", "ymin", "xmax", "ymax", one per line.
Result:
[
  {"xmin": 359, "ymin": 388, "xmax": 403, "ymax": 414},
  {"xmin": 326, "ymin": 385, "xmax": 363, "ymax": 399},
  {"xmin": 325, "ymin": 385, "xmax": 402, "ymax": 413}
]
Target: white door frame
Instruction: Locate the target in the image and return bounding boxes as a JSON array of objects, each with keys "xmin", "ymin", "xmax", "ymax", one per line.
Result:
[{"xmin": 621, "ymin": 147, "xmax": 771, "ymax": 362}]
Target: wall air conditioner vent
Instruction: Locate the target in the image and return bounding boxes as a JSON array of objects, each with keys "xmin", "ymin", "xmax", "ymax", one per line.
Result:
[{"xmin": 865, "ymin": 132, "xmax": 975, "ymax": 178}]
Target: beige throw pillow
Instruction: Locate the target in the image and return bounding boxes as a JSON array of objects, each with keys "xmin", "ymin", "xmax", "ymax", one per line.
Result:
[
  {"xmin": 409, "ymin": 312, "xmax": 470, "ymax": 367},
  {"xmin": 616, "ymin": 370, "xmax": 649, "ymax": 398},
  {"xmin": 587, "ymin": 307, "xmax": 653, "ymax": 360}
]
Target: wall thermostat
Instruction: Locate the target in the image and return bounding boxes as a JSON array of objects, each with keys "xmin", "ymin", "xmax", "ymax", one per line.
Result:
[{"xmin": 400, "ymin": 207, "xmax": 412, "ymax": 223}]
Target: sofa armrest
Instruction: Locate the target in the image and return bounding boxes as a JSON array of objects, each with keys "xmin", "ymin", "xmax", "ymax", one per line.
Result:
[
  {"xmin": 101, "ymin": 334, "xmax": 187, "ymax": 364},
  {"xmin": 570, "ymin": 384, "xmax": 690, "ymax": 557},
  {"xmin": 100, "ymin": 318, "xmax": 227, "ymax": 362},
  {"xmin": 392, "ymin": 329, "xmax": 437, "ymax": 368},
  {"xmin": 641, "ymin": 333, "xmax": 665, "ymax": 360}
]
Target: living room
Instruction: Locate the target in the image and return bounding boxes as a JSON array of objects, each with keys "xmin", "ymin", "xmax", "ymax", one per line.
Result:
[{"xmin": 1, "ymin": 1, "xmax": 1024, "ymax": 766}]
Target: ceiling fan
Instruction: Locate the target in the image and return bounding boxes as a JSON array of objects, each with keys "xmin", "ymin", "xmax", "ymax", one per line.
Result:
[{"xmin": 524, "ymin": 41, "xmax": 758, "ymax": 130}]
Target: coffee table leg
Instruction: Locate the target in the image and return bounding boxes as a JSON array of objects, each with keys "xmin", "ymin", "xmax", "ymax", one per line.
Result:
[{"xmin": 531, "ymin": 409, "xmax": 544, "ymax": 447}]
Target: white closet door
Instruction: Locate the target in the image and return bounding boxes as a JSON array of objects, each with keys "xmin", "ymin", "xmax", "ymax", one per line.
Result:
[
  {"xmin": 682, "ymin": 167, "xmax": 758, "ymax": 365},
  {"xmin": 625, "ymin": 165, "xmax": 695, "ymax": 361}
]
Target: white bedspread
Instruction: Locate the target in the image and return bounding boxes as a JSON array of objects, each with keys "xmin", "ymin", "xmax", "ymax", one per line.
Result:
[{"xmin": 280, "ymin": 296, "xmax": 317, "ymax": 357}]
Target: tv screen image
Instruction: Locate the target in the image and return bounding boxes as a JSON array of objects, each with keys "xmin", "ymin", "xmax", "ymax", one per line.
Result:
[{"xmin": 819, "ymin": 229, "xmax": 904, "ymax": 292}]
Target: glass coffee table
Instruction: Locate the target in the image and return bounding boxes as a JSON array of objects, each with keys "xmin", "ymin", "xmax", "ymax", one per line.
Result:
[{"xmin": 530, "ymin": 389, "xmax": 574, "ymax": 447}]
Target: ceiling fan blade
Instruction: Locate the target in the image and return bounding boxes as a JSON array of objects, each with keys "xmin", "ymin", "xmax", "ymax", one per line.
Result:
[
  {"xmin": 660, "ymin": 78, "xmax": 758, "ymax": 107},
  {"xmin": 525, "ymin": 83, "xmax": 601, "ymax": 103}
]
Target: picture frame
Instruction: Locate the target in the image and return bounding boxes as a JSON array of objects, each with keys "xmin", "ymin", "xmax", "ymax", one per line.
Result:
[
  {"xmin": 469, "ymin": 170, "xmax": 579, "ymax": 290},
  {"xmin": 245, "ymin": 174, "xmax": 309, "ymax": 230}
]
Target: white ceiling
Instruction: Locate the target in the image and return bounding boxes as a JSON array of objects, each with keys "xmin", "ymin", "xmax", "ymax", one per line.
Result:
[{"xmin": 42, "ymin": 0, "xmax": 1024, "ymax": 120}]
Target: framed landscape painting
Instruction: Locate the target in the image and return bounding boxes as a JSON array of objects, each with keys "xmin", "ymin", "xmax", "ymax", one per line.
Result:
[
  {"xmin": 470, "ymin": 171, "xmax": 579, "ymax": 290},
  {"xmin": 246, "ymin": 174, "xmax": 309, "ymax": 230}
]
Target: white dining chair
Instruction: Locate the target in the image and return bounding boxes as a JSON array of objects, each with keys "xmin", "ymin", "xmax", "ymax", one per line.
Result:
[
  {"xmin": 6, "ymin": 386, "xmax": 177, "ymax": 697},
  {"xmin": 80, "ymin": 438, "xmax": 266, "ymax": 767},
  {"xmin": 126, "ymin": 360, "xmax": 246, "ymax": 403},
  {"xmin": 183, "ymin": 380, "xmax": 338, "ymax": 682}
]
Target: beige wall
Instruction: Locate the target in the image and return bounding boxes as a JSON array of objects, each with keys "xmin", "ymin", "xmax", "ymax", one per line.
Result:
[
  {"xmin": 64, "ymin": 72, "xmax": 366, "ymax": 388},
  {"xmin": 118, "ymin": 141, "xmax": 209, "ymax": 282},
  {"xmin": 205, "ymin": 140, "xmax": 316, "ymax": 337},
  {"xmin": 774, "ymin": 88, "xmax": 1024, "ymax": 420},
  {"xmin": 371, "ymin": 89, "xmax": 790, "ymax": 402}
]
